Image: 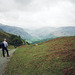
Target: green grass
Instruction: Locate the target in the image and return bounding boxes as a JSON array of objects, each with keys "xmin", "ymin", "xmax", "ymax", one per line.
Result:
[
  {"xmin": 0, "ymin": 45, "xmax": 15, "ymax": 56},
  {"xmin": 0, "ymin": 31, "xmax": 10, "ymax": 42},
  {"xmin": 8, "ymin": 45, "xmax": 15, "ymax": 51},
  {"xmin": 4, "ymin": 36, "xmax": 75, "ymax": 75}
]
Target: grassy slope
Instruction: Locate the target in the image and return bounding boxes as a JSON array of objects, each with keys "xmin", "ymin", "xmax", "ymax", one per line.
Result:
[
  {"xmin": 0, "ymin": 31, "xmax": 10, "ymax": 42},
  {"xmin": 5, "ymin": 36, "xmax": 75, "ymax": 75},
  {"xmin": 0, "ymin": 31, "xmax": 15, "ymax": 51}
]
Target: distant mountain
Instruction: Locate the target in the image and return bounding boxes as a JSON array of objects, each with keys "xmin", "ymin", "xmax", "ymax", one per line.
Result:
[
  {"xmin": 48, "ymin": 26, "xmax": 75, "ymax": 37},
  {"xmin": 0, "ymin": 23, "xmax": 32, "ymax": 40},
  {"xmin": 27, "ymin": 26, "xmax": 75, "ymax": 38},
  {"xmin": 24, "ymin": 26, "xmax": 75, "ymax": 43},
  {"xmin": 0, "ymin": 23, "xmax": 75, "ymax": 43},
  {"xmin": 0, "ymin": 28, "xmax": 4, "ymax": 31},
  {"xmin": 24, "ymin": 27, "xmax": 57, "ymax": 39},
  {"xmin": 33, "ymin": 27, "xmax": 57, "ymax": 38}
]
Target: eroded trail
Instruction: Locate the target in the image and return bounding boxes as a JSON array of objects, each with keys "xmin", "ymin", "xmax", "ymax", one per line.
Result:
[{"xmin": 0, "ymin": 49, "xmax": 16, "ymax": 75}]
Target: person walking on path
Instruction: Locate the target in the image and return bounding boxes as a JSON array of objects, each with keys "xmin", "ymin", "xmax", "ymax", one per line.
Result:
[{"xmin": 2, "ymin": 39, "xmax": 9, "ymax": 57}]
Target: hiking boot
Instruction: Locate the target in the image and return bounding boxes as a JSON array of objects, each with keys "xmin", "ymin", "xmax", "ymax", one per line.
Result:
[
  {"xmin": 3, "ymin": 56, "xmax": 5, "ymax": 57},
  {"xmin": 7, "ymin": 55, "xmax": 10, "ymax": 57}
]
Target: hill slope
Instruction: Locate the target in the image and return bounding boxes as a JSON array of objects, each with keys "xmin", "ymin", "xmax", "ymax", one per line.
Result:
[
  {"xmin": 4, "ymin": 36, "xmax": 75, "ymax": 75},
  {"xmin": 0, "ymin": 24, "xmax": 32, "ymax": 40},
  {"xmin": 0, "ymin": 30, "xmax": 28, "ymax": 47},
  {"xmin": 0, "ymin": 31, "xmax": 11, "ymax": 42}
]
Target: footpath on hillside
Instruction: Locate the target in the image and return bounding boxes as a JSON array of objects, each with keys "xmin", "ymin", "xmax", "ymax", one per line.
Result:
[{"xmin": 0, "ymin": 49, "xmax": 16, "ymax": 75}]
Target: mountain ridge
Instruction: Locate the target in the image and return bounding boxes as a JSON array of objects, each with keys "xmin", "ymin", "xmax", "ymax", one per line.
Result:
[
  {"xmin": 0, "ymin": 23, "xmax": 75, "ymax": 43},
  {"xmin": 24, "ymin": 26, "xmax": 75, "ymax": 40},
  {"xmin": 0, "ymin": 23, "xmax": 33, "ymax": 40}
]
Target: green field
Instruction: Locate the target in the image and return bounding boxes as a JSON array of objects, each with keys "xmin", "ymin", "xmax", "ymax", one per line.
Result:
[{"xmin": 4, "ymin": 36, "xmax": 75, "ymax": 75}]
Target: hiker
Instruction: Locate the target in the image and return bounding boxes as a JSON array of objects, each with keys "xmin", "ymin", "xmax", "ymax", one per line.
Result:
[{"xmin": 1, "ymin": 39, "xmax": 9, "ymax": 57}]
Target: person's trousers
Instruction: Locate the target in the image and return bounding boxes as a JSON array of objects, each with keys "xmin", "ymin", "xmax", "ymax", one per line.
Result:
[{"xmin": 2, "ymin": 47, "xmax": 9, "ymax": 57}]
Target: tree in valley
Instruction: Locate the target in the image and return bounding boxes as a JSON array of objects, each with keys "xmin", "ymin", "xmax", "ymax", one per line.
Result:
[{"xmin": 9, "ymin": 35, "xmax": 23, "ymax": 48}]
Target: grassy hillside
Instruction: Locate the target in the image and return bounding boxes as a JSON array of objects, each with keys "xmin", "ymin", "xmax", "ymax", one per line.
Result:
[
  {"xmin": 0, "ymin": 31, "xmax": 11, "ymax": 42},
  {"xmin": 0, "ymin": 31, "xmax": 28, "ymax": 47},
  {"xmin": 4, "ymin": 36, "xmax": 75, "ymax": 75}
]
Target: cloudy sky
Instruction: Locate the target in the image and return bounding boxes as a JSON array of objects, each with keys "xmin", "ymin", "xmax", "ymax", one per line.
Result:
[{"xmin": 0, "ymin": 0, "xmax": 75, "ymax": 28}]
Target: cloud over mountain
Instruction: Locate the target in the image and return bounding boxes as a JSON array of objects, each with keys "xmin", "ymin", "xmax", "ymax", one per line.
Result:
[{"xmin": 0, "ymin": 0, "xmax": 75, "ymax": 28}]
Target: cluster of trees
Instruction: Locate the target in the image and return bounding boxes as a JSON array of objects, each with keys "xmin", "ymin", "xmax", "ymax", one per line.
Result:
[
  {"xmin": 0, "ymin": 30, "xmax": 30, "ymax": 48},
  {"xmin": 9, "ymin": 35, "xmax": 23, "ymax": 48},
  {"xmin": 9, "ymin": 35, "xmax": 30, "ymax": 48}
]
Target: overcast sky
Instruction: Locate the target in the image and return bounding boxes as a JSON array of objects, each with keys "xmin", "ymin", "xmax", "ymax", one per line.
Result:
[{"xmin": 0, "ymin": 0, "xmax": 75, "ymax": 28}]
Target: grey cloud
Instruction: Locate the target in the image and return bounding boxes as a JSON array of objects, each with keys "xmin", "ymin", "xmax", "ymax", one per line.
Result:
[
  {"xmin": 0, "ymin": 0, "xmax": 16, "ymax": 12},
  {"xmin": 14, "ymin": 0, "xmax": 60, "ymax": 12},
  {"xmin": 69, "ymin": 0, "xmax": 75, "ymax": 3},
  {"xmin": 0, "ymin": 0, "xmax": 75, "ymax": 28},
  {"xmin": 0, "ymin": 0, "xmax": 71, "ymax": 12},
  {"xmin": 14, "ymin": 0, "xmax": 32, "ymax": 5}
]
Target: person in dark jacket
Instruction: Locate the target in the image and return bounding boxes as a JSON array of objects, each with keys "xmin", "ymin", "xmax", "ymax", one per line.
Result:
[{"xmin": 2, "ymin": 39, "xmax": 9, "ymax": 57}]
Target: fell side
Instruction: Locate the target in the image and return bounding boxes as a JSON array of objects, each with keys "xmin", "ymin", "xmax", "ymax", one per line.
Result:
[{"xmin": 4, "ymin": 36, "xmax": 75, "ymax": 75}]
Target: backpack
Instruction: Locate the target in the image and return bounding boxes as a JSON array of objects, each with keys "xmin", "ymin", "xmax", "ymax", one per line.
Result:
[{"xmin": 0, "ymin": 42, "xmax": 4, "ymax": 48}]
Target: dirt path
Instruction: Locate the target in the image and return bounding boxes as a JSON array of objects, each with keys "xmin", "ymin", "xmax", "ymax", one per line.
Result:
[{"xmin": 0, "ymin": 49, "xmax": 16, "ymax": 75}]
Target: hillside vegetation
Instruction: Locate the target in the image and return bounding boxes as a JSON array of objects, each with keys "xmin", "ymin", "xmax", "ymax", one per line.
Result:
[
  {"xmin": 4, "ymin": 36, "xmax": 75, "ymax": 75},
  {"xmin": 0, "ymin": 24, "xmax": 32, "ymax": 40},
  {"xmin": 1, "ymin": 24, "xmax": 75, "ymax": 44},
  {"xmin": 0, "ymin": 30, "xmax": 29, "ymax": 47},
  {"xmin": 0, "ymin": 31, "xmax": 11, "ymax": 42}
]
